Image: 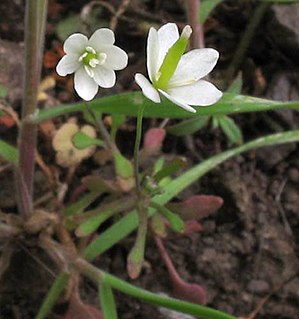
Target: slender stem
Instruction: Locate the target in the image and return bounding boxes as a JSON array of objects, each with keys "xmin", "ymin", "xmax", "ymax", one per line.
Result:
[
  {"xmin": 86, "ymin": 102, "xmax": 117, "ymax": 152},
  {"xmin": 133, "ymin": 103, "xmax": 145, "ymax": 195},
  {"xmin": 186, "ymin": 0, "xmax": 205, "ymax": 49},
  {"xmin": 17, "ymin": 0, "xmax": 48, "ymax": 219},
  {"xmin": 225, "ymin": 2, "xmax": 270, "ymax": 85}
]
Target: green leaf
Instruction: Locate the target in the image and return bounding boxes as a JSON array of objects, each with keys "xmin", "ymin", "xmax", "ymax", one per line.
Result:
[
  {"xmin": 99, "ymin": 282, "xmax": 118, "ymax": 319},
  {"xmin": 217, "ymin": 115, "xmax": 243, "ymax": 145},
  {"xmin": 114, "ymin": 151, "xmax": 134, "ymax": 179},
  {"xmin": 72, "ymin": 131, "xmax": 104, "ymax": 149},
  {"xmin": 167, "ymin": 116, "xmax": 210, "ymax": 136},
  {"xmin": 150, "ymin": 201, "xmax": 185, "ymax": 233},
  {"xmin": 0, "ymin": 84, "xmax": 8, "ymax": 98},
  {"xmin": 35, "ymin": 92, "xmax": 299, "ymax": 123},
  {"xmin": 111, "ymin": 113, "xmax": 126, "ymax": 141},
  {"xmin": 227, "ymin": 74, "xmax": 243, "ymax": 94},
  {"xmin": 75, "ymin": 210, "xmax": 113, "ymax": 237},
  {"xmin": 64, "ymin": 191, "xmax": 100, "ymax": 217},
  {"xmin": 36, "ymin": 273, "xmax": 70, "ymax": 319},
  {"xmin": 154, "ymin": 158, "xmax": 186, "ymax": 182},
  {"xmin": 199, "ymin": 0, "xmax": 223, "ymax": 24},
  {"xmin": 83, "ymin": 130, "xmax": 299, "ymax": 260},
  {"xmin": 0, "ymin": 139, "xmax": 18, "ymax": 164}
]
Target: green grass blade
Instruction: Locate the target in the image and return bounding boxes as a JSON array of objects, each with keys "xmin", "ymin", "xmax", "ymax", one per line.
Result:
[
  {"xmin": 0, "ymin": 139, "xmax": 18, "ymax": 164},
  {"xmin": 35, "ymin": 92, "xmax": 299, "ymax": 122},
  {"xmin": 99, "ymin": 282, "xmax": 118, "ymax": 319},
  {"xmin": 35, "ymin": 273, "xmax": 69, "ymax": 319},
  {"xmin": 83, "ymin": 130, "xmax": 299, "ymax": 260}
]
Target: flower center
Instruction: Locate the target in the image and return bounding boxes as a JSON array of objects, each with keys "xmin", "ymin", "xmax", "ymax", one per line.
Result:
[{"xmin": 79, "ymin": 46, "xmax": 107, "ymax": 77}]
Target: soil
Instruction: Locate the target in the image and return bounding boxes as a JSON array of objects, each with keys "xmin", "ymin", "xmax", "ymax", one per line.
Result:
[{"xmin": 0, "ymin": 1, "xmax": 299, "ymax": 319}]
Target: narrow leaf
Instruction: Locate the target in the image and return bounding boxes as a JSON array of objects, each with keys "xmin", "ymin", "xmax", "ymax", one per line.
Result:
[
  {"xmin": 218, "ymin": 115, "xmax": 243, "ymax": 145},
  {"xmin": 35, "ymin": 92, "xmax": 299, "ymax": 122},
  {"xmin": 36, "ymin": 273, "xmax": 70, "ymax": 319},
  {"xmin": 199, "ymin": 0, "xmax": 223, "ymax": 24},
  {"xmin": 99, "ymin": 283, "xmax": 118, "ymax": 319},
  {"xmin": 167, "ymin": 116, "xmax": 210, "ymax": 136},
  {"xmin": 150, "ymin": 201, "xmax": 185, "ymax": 233},
  {"xmin": 72, "ymin": 131, "xmax": 104, "ymax": 149},
  {"xmin": 64, "ymin": 191, "xmax": 100, "ymax": 217}
]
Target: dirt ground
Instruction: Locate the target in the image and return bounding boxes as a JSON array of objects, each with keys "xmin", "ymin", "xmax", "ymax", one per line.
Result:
[{"xmin": 0, "ymin": 1, "xmax": 298, "ymax": 318}]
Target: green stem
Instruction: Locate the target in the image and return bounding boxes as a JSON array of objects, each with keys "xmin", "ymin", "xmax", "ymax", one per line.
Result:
[
  {"xmin": 74, "ymin": 258, "xmax": 237, "ymax": 319},
  {"xmin": 17, "ymin": 0, "xmax": 48, "ymax": 219},
  {"xmin": 133, "ymin": 103, "xmax": 145, "ymax": 195},
  {"xmin": 225, "ymin": 2, "xmax": 270, "ymax": 84},
  {"xmin": 86, "ymin": 102, "xmax": 117, "ymax": 152}
]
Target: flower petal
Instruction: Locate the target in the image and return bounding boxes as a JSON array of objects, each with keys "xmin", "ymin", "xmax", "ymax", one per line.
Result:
[
  {"xmin": 104, "ymin": 46, "xmax": 128, "ymax": 70},
  {"xmin": 56, "ymin": 55, "xmax": 81, "ymax": 76},
  {"xmin": 88, "ymin": 28, "xmax": 115, "ymax": 51},
  {"xmin": 64, "ymin": 33, "xmax": 88, "ymax": 54},
  {"xmin": 157, "ymin": 23, "xmax": 179, "ymax": 70},
  {"xmin": 167, "ymin": 79, "xmax": 223, "ymax": 107},
  {"xmin": 159, "ymin": 89, "xmax": 196, "ymax": 113},
  {"xmin": 74, "ymin": 67, "xmax": 99, "ymax": 101},
  {"xmin": 169, "ymin": 49, "xmax": 219, "ymax": 87},
  {"xmin": 93, "ymin": 66, "xmax": 116, "ymax": 88},
  {"xmin": 135, "ymin": 73, "xmax": 161, "ymax": 103},
  {"xmin": 147, "ymin": 27, "xmax": 160, "ymax": 82}
]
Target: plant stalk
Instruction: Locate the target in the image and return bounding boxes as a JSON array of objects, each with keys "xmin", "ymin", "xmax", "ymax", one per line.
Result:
[{"xmin": 17, "ymin": 0, "xmax": 48, "ymax": 219}]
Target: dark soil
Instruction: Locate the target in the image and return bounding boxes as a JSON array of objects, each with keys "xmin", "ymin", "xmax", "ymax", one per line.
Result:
[{"xmin": 0, "ymin": 1, "xmax": 299, "ymax": 319}]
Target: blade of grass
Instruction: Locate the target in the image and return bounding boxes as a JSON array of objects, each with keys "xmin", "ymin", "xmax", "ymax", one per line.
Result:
[{"xmin": 83, "ymin": 130, "xmax": 299, "ymax": 260}]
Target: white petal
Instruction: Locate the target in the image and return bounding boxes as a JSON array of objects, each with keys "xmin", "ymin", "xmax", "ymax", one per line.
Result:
[
  {"xmin": 147, "ymin": 27, "xmax": 160, "ymax": 82},
  {"xmin": 74, "ymin": 67, "xmax": 99, "ymax": 101},
  {"xmin": 56, "ymin": 55, "xmax": 81, "ymax": 76},
  {"xmin": 104, "ymin": 46, "xmax": 128, "ymax": 70},
  {"xmin": 167, "ymin": 80, "xmax": 223, "ymax": 106},
  {"xmin": 169, "ymin": 49, "xmax": 219, "ymax": 87},
  {"xmin": 159, "ymin": 89, "xmax": 196, "ymax": 113},
  {"xmin": 135, "ymin": 73, "xmax": 160, "ymax": 103},
  {"xmin": 157, "ymin": 23, "xmax": 179, "ymax": 70},
  {"xmin": 64, "ymin": 33, "xmax": 88, "ymax": 54},
  {"xmin": 93, "ymin": 66, "xmax": 116, "ymax": 88},
  {"xmin": 88, "ymin": 28, "xmax": 115, "ymax": 51}
]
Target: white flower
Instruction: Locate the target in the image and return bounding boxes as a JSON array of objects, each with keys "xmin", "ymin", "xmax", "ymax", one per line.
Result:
[
  {"xmin": 135, "ymin": 23, "xmax": 223, "ymax": 113},
  {"xmin": 56, "ymin": 29, "xmax": 128, "ymax": 101}
]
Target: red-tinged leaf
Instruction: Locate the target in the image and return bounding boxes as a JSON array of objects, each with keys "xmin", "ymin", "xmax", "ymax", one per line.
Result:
[
  {"xmin": 0, "ymin": 114, "xmax": 15, "ymax": 128},
  {"xmin": 143, "ymin": 128, "xmax": 166, "ymax": 152},
  {"xmin": 63, "ymin": 294, "xmax": 103, "ymax": 319},
  {"xmin": 172, "ymin": 280, "xmax": 207, "ymax": 306},
  {"xmin": 167, "ymin": 195, "xmax": 224, "ymax": 220},
  {"xmin": 155, "ymin": 236, "xmax": 207, "ymax": 306},
  {"xmin": 39, "ymin": 119, "xmax": 56, "ymax": 138},
  {"xmin": 183, "ymin": 220, "xmax": 204, "ymax": 235}
]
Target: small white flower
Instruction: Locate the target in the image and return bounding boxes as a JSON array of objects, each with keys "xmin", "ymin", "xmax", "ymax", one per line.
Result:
[
  {"xmin": 56, "ymin": 29, "xmax": 128, "ymax": 101},
  {"xmin": 135, "ymin": 23, "xmax": 223, "ymax": 113}
]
